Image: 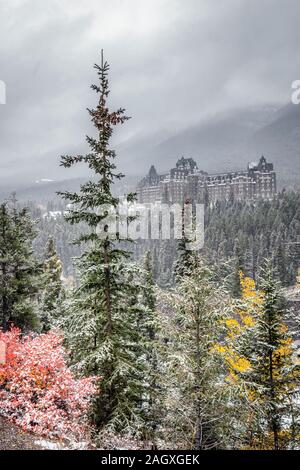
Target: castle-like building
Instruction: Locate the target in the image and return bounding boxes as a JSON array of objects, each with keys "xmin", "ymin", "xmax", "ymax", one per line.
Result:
[{"xmin": 137, "ymin": 156, "xmax": 276, "ymax": 204}]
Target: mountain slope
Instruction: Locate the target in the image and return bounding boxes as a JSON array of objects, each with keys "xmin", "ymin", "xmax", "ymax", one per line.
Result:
[
  {"xmin": 251, "ymin": 104, "xmax": 300, "ymax": 182},
  {"xmin": 117, "ymin": 103, "xmax": 300, "ymax": 187},
  {"xmin": 2, "ymin": 103, "xmax": 299, "ymax": 195}
]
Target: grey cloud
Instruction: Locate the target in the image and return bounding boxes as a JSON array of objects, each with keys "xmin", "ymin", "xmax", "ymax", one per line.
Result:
[{"xmin": 0, "ymin": 0, "xmax": 299, "ymax": 188}]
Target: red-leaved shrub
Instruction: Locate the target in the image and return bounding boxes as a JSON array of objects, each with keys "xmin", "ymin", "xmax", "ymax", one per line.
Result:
[{"xmin": 0, "ymin": 328, "xmax": 98, "ymax": 440}]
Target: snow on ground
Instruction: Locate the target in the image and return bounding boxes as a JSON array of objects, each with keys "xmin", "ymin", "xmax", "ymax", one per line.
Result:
[{"xmin": 34, "ymin": 439, "xmax": 89, "ymax": 450}]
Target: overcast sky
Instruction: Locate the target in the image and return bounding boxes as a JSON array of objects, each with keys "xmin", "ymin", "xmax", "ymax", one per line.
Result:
[{"xmin": 0, "ymin": 0, "xmax": 300, "ymax": 187}]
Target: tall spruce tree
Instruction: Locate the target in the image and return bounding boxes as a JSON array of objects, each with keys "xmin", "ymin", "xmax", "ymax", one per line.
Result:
[
  {"xmin": 58, "ymin": 52, "xmax": 145, "ymax": 433},
  {"xmin": 0, "ymin": 198, "xmax": 40, "ymax": 331}
]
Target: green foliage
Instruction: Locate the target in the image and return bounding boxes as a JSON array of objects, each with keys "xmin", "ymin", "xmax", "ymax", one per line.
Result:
[
  {"xmin": 40, "ymin": 237, "xmax": 63, "ymax": 331},
  {"xmin": 223, "ymin": 264, "xmax": 300, "ymax": 449},
  {"xmin": 138, "ymin": 252, "xmax": 164, "ymax": 448},
  {"xmin": 0, "ymin": 197, "xmax": 41, "ymax": 331},
  {"xmin": 204, "ymin": 192, "xmax": 300, "ymax": 288},
  {"xmin": 244, "ymin": 263, "xmax": 300, "ymax": 449}
]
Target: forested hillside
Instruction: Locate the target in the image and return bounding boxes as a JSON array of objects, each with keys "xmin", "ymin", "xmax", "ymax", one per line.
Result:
[
  {"xmin": 121, "ymin": 191, "xmax": 300, "ymax": 290},
  {"xmin": 204, "ymin": 191, "xmax": 300, "ymax": 287},
  {"xmin": 26, "ymin": 190, "xmax": 300, "ymax": 293}
]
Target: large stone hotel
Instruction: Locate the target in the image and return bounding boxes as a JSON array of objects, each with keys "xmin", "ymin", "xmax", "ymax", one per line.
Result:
[{"xmin": 137, "ymin": 156, "xmax": 276, "ymax": 204}]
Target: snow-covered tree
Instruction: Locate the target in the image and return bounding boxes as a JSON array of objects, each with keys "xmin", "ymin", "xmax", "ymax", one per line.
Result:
[
  {"xmin": 0, "ymin": 198, "xmax": 41, "ymax": 332},
  {"xmin": 165, "ymin": 255, "xmax": 233, "ymax": 449},
  {"xmin": 139, "ymin": 251, "xmax": 163, "ymax": 448},
  {"xmin": 173, "ymin": 202, "xmax": 195, "ymax": 282},
  {"xmin": 40, "ymin": 237, "xmax": 63, "ymax": 331},
  {"xmin": 220, "ymin": 267, "xmax": 300, "ymax": 449},
  {"xmin": 245, "ymin": 263, "xmax": 300, "ymax": 449},
  {"xmin": 58, "ymin": 52, "xmax": 145, "ymax": 433}
]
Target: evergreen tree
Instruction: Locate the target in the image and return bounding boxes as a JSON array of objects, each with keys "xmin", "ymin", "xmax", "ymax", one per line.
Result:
[
  {"xmin": 139, "ymin": 251, "xmax": 163, "ymax": 448},
  {"xmin": 165, "ymin": 255, "xmax": 232, "ymax": 449},
  {"xmin": 215, "ymin": 271, "xmax": 261, "ymax": 449},
  {"xmin": 58, "ymin": 52, "xmax": 145, "ymax": 433},
  {"xmin": 0, "ymin": 198, "xmax": 41, "ymax": 331},
  {"xmin": 245, "ymin": 263, "xmax": 300, "ymax": 449},
  {"xmin": 225, "ymin": 266, "xmax": 300, "ymax": 449},
  {"xmin": 40, "ymin": 237, "xmax": 63, "ymax": 331},
  {"xmin": 174, "ymin": 202, "xmax": 195, "ymax": 282}
]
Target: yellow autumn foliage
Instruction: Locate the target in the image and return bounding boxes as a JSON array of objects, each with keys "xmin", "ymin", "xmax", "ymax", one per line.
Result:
[
  {"xmin": 216, "ymin": 271, "xmax": 300, "ymax": 449},
  {"xmin": 216, "ymin": 271, "xmax": 298, "ymax": 384},
  {"xmin": 238, "ymin": 271, "xmax": 263, "ymax": 322},
  {"xmin": 213, "ymin": 344, "xmax": 251, "ymax": 376},
  {"xmin": 214, "ymin": 272, "xmax": 258, "ymax": 381}
]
